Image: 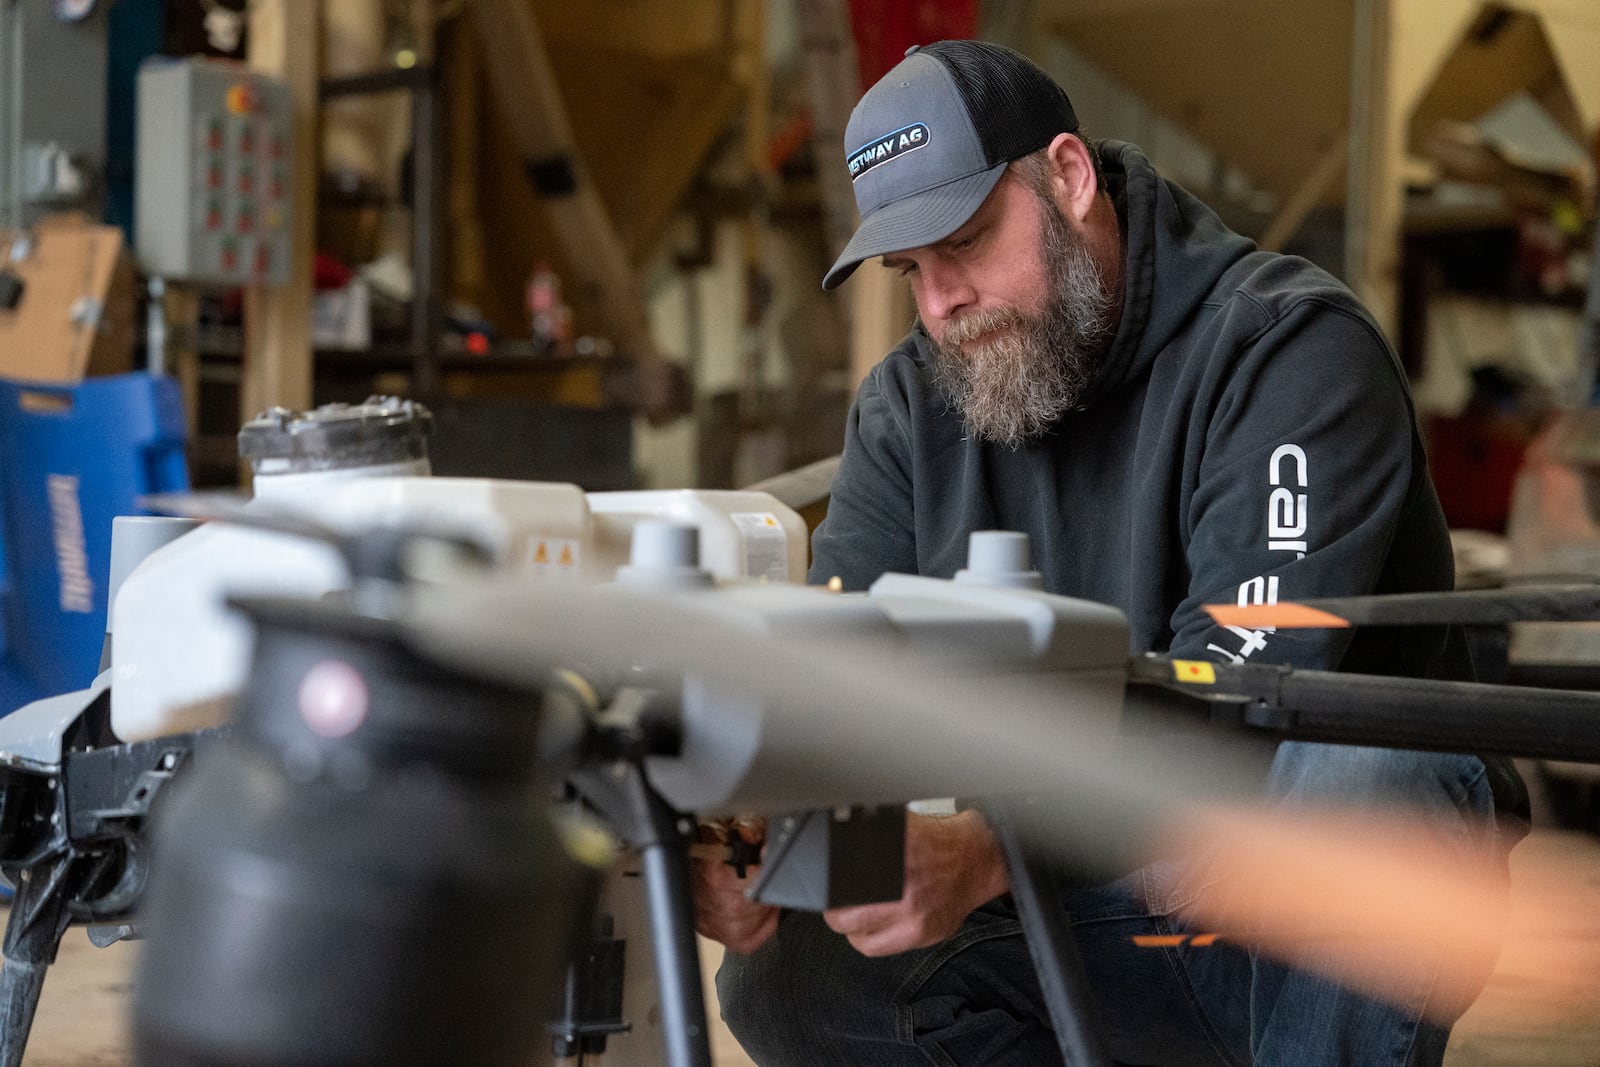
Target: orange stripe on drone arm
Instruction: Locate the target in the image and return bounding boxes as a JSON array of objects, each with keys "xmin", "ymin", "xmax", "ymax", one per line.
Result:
[{"xmin": 1204, "ymin": 603, "xmax": 1351, "ymax": 629}]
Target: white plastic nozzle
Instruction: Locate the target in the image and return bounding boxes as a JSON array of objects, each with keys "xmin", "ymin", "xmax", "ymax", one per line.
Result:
[
  {"xmin": 615, "ymin": 520, "xmax": 714, "ymax": 591},
  {"xmin": 954, "ymin": 530, "xmax": 1044, "ymax": 591}
]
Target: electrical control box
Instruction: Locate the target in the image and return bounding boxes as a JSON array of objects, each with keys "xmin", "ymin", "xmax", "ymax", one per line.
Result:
[{"xmin": 135, "ymin": 57, "xmax": 292, "ymax": 287}]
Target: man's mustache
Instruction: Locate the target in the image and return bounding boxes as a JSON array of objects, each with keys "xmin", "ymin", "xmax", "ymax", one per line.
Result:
[{"xmin": 943, "ymin": 307, "xmax": 1027, "ymax": 348}]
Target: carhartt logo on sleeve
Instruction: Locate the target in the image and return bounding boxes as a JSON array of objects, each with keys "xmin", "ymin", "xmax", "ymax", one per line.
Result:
[
  {"xmin": 847, "ymin": 123, "xmax": 931, "ymax": 181},
  {"xmin": 1206, "ymin": 442, "xmax": 1308, "ymax": 666}
]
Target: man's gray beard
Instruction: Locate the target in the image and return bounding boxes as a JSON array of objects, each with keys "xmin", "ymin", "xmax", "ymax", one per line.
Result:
[{"xmin": 932, "ymin": 202, "xmax": 1116, "ymax": 448}]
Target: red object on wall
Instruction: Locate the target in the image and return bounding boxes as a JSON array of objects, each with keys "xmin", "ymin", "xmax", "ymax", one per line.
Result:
[
  {"xmin": 1426, "ymin": 413, "xmax": 1536, "ymax": 533},
  {"xmin": 848, "ymin": 0, "xmax": 979, "ymax": 89}
]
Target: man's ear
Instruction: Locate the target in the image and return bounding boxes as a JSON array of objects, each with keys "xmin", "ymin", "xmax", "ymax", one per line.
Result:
[{"xmin": 1044, "ymin": 133, "xmax": 1099, "ymax": 224}]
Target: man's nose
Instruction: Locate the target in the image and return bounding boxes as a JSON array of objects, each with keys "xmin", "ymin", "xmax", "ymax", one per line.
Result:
[{"xmin": 916, "ymin": 263, "xmax": 975, "ymax": 324}]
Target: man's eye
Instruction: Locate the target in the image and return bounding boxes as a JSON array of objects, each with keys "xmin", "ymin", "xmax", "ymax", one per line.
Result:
[{"xmin": 897, "ymin": 262, "xmax": 918, "ymax": 276}]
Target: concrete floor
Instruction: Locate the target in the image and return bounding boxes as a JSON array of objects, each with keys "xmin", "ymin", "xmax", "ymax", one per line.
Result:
[{"xmin": 14, "ymin": 829, "xmax": 1600, "ymax": 1065}]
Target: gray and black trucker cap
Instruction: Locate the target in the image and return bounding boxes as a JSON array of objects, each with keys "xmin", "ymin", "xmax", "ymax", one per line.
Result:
[{"xmin": 822, "ymin": 40, "xmax": 1079, "ymax": 290}]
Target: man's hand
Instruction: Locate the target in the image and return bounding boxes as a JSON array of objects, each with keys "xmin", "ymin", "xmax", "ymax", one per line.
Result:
[
  {"xmin": 692, "ymin": 817, "xmax": 779, "ymax": 954},
  {"xmin": 823, "ymin": 810, "xmax": 1009, "ymax": 957}
]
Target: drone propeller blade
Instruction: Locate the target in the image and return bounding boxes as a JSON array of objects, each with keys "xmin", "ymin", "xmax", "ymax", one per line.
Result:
[
  {"xmin": 1207, "ymin": 584, "xmax": 1600, "ymax": 629},
  {"xmin": 1166, "ymin": 807, "xmax": 1600, "ymax": 1029},
  {"xmin": 399, "ymin": 576, "xmax": 1597, "ymax": 1026}
]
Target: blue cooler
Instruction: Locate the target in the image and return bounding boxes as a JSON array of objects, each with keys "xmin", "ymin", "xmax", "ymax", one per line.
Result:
[{"xmin": 0, "ymin": 373, "xmax": 188, "ymax": 713}]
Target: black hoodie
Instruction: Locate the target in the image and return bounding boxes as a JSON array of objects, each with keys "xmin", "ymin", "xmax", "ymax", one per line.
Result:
[{"xmin": 811, "ymin": 141, "xmax": 1460, "ymax": 681}]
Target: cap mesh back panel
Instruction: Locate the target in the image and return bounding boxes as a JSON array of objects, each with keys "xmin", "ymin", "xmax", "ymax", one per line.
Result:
[{"xmin": 923, "ymin": 41, "xmax": 1078, "ymax": 166}]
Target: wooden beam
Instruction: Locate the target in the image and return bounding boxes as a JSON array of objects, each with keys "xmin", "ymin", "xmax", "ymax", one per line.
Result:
[
  {"xmin": 738, "ymin": 0, "xmax": 770, "ymax": 404},
  {"xmin": 1345, "ymin": 0, "xmax": 1399, "ymax": 339},
  {"xmin": 444, "ymin": 19, "xmax": 486, "ymax": 310},
  {"xmin": 848, "ymin": 262, "xmax": 913, "ymax": 388},
  {"xmin": 243, "ymin": 0, "xmax": 318, "ymax": 429},
  {"xmin": 1259, "ymin": 132, "xmax": 1348, "ymax": 253},
  {"xmin": 164, "ymin": 284, "xmax": 202, "ymax": 437},
  {"xmin": 468, "ymin": 0, "xmax": 658, "ymax": 361},
  {"xmin": 1347, "ymin": 0, "xmax": 1491, "ymax": 340}
]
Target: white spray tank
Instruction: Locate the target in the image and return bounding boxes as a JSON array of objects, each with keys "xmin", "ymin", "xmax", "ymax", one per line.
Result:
[
  {"xmin": 111, "ymin": 397, "xmax": 812, "ymax": 743},
  {"xmin": 111, "ymin": 397, "xmax": 439, "ymax": 741}
]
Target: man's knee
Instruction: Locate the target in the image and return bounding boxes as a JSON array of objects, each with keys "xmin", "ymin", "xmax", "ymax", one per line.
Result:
[
  {"xmin": 714, "ymin": 940, "xmax": 785, "ymax": 1046},
  {"xmin": 1268, "ymin": 743, "xmax": 1493, "ymax": 818},
  {"xmin": 714, "ymin": 912, "xmax": 894, "ymax": 1061}
]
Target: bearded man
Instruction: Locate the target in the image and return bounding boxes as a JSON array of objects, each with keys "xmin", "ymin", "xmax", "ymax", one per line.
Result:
[{"xmin": 696, "ymin": 40, "xmax": 1521, "ymax": 1067}]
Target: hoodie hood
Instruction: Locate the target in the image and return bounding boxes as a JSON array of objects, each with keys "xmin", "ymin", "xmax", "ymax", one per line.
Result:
[{"xmin": 1081, "ymin": 141, "xmax": 1256, "ymax": 406}]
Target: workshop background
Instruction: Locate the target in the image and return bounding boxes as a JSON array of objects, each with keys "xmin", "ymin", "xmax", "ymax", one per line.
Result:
[
  {"xmin": 6, "ymin": 0, "xmax": 1596, "ymax": 505},
  {"xmin": 1, "ymin": 0, "xmax": 1599, "ymax": 1065}
]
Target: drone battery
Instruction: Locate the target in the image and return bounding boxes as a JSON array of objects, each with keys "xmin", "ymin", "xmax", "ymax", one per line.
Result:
[{"xmin": 750, "ymin": 804, "xmax": 906, "ymax": 911}]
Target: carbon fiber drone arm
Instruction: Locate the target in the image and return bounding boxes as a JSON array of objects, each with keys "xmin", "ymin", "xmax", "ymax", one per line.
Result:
[{"xmin": 1132, "ymin": 653, "xmax": 1600, "ymax": 763}]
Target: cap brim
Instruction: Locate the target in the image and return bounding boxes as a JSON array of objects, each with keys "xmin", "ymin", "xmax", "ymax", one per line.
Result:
[{"xmin": 821, "ymin": 162, "xmax": 1009, "ymax": 290}]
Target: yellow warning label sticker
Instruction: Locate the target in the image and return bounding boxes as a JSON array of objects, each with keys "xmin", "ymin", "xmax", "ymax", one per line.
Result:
[
  {"xmin": 525, "ymin": 537, "xmax": 581, "ymax": 581},
  {"xmin": 1172, "ymin": 660, "xmax": 1216, "ymax": 684},
  {"xmin": 731, "ymin": 512, "xmax": 790, "ymax": 583}
]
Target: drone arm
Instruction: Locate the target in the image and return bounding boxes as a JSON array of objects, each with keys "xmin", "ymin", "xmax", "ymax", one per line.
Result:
[{"xmin": 1146, "ymin": 657, "xmax": 1600, "ymax": 763}]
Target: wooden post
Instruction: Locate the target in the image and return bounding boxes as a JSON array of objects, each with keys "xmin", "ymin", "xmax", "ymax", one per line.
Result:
[
  {"xmin": 444, "ymin": 18, "xmax": 485, "ymax": 313},
  {"xmin": 737, "ymin": 0, "xmax": 770, "ymax": 409},
  {"xmin": 797, "ymin": 0, "xmax": 916, "ymax": 387},
  {"xmin": 1345, "ymin": 0, "xmax": 1398, "ymax": 338},
  {"xmin": 1346, "ymin": 0, "xmax": 1482, "ymax": 340},
  {"xmin": 164, "ymin": 284, "xmax": 202, "ymax": 436},
  {"xmin": 243, "ymin": 0, "xmax": 318, "ymax": 427},
  {"xmin": 849, "ymin": 262, "xmax": 913, "ymax": 387}
]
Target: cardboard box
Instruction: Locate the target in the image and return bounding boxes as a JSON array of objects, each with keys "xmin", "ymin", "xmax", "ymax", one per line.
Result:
[{"xmin": 0, "ymin": 214, "xmax": 137, "ymax": 383}]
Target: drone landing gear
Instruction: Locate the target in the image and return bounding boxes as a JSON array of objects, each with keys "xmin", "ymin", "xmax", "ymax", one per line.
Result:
[
  {"xmin": 0, "ymin": 858, "xmax": 72, "ymax": 1067},
  {"xmin": 990, "ymin": 800, "xmax": 1116, "ymax": 1067},
  {"xmin": 571, "ymin": 760, "xmax": 713, "ymax": 1067}
]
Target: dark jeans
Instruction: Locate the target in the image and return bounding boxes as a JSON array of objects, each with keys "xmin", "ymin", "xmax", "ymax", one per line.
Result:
[{"xmin": 717, "ymin": 744, "xmax": 1506, "ymax": 1067}]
